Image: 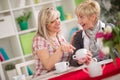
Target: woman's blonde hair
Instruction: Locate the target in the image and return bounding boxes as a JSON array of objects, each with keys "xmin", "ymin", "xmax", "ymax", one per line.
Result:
[
  {"xmin": 37, "ymin": 6, "xmax": 60, "ymax": 40},
  {"xmin": 75, "ymin": 0, "xmax": 100, "ymax": 18}
]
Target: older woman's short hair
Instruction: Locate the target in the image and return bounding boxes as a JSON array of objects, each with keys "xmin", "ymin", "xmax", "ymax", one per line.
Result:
[{"xmin": 75, "ymin": 0, "xmax": 100, "ymax": 18}]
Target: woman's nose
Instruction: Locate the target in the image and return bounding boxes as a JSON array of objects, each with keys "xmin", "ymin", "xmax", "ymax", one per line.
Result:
[
  {"xmin": 78, "ymin": 18, "xmax": 82, "ymax": 24},
  {"xmin": 56, "ymin": 19, "xmax": 60, "ymax": 24}
]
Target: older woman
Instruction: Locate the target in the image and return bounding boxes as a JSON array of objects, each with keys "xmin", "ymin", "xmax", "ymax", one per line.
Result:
[
  {"xmin": 32, "ymin": 7, "xmax": 75, "ymax": 78},
  {"xmin": 69, "ymin": 0, "xmax": 113, "ymax": 67}
]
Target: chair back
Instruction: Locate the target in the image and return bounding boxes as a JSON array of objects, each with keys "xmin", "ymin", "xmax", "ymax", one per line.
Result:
[{"xmin": 15, "ymin": 60, "xmax": 35, "ymax": 79}]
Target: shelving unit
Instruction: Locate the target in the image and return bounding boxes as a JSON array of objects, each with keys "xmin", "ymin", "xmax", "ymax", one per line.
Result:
[{"xmin": 0, "ymin": 0, "xmax": 80, "ymax": 80}]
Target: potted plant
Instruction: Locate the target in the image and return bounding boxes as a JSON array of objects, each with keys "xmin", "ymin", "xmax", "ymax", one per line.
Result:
[
  {"xmin": 5, "ymin": 63, "xmax": 17, "ymax": 80},
  {"xmin": 16, "ymin": 11, "xmax": 32, "ymax": 30}
]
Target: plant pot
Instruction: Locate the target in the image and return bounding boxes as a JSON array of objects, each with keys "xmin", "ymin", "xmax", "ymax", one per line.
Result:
[
  {"xmin": 6, "ymin": 69, "xmax": 17, "ymax": 80},
  {"xmin": 57, "ymin": 6, "xmax": 66, "ymax": 21},
  {"xmin": 19, "ymin": 21, "xmax": 28, "ymax": 30}
]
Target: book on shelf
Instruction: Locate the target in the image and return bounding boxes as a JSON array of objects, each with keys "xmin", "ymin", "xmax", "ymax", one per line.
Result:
[
  {"xmin": 57, "ymin": 6, "xmax": 66, "ymax": 21},
  {"xmin": 0, "ymin": 52, "xmax": 5, "ymax": 62},
  {"xmin": 0, "ymin": 48, "xmax": 9, "ymax": 61},
  {"xmin": 27, "ymin": 66, "xmax": 33, "ymax": 76},
  {"xmin": 20, "ymin": 32, "xmax": 35, "ymax": 55}
]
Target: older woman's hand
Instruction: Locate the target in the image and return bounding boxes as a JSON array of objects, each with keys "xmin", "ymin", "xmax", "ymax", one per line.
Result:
[
  {"xmin": 77, "ymin": 51, "xmax": 92, "ymax": 65},
  {"xmin": 84, "ymin": 51, "xmax": 93, "ymax": 65}
]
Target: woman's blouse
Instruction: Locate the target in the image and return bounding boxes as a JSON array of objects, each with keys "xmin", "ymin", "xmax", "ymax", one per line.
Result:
[{"xmin": 32, "ymin": 35, "xmax": 69, "ymax": 78}]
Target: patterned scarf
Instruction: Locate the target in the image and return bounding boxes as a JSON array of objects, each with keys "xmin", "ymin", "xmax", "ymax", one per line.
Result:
[{"xmin": 85, "ymin": 23, "xmax": 100, "ymax": 56}]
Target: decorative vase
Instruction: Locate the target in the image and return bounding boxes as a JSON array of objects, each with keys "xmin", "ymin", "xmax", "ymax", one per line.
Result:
[
  {"xmin": 6, "ymin": 69, "xmax": 17, "ymax": 80},
  {"xmin": 57, "ymin": 6, "xmax": 66, "ymax": 21},
  {"xmin": 19, "ymin": 21, "xmax": 28, "ymax": 30}
]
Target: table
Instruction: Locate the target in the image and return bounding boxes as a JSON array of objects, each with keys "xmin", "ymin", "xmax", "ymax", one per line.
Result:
[{"xmin": 34, "ymin": 58, "xmax": 120, "ymax": 80}]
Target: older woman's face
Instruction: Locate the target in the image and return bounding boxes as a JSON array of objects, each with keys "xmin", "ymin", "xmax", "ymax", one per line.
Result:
[
  {"xmin": 47, "ymin": 17, "xmax": 61, "ymax": 34},
  {"xmin": 77, "ymin": 14, "xmax": 96, "ymax": 30}
]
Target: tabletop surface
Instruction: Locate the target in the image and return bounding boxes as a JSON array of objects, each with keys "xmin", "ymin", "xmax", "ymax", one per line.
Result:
[{"xmin": 33, "ymin": 59, "xmax": 117, "ymax": 80}]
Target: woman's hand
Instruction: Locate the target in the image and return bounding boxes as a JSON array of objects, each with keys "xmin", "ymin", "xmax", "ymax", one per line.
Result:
[
  {"xmin": 77, "ymin": 51, "xmax": 92, "ymax": 65},
  {"xmin": 60, "ymin": 43, "xmax": 76, "ymax": 54},
  {"xmin": 84, "ymin": 51, "xmax": 93, "ymax": 65}
]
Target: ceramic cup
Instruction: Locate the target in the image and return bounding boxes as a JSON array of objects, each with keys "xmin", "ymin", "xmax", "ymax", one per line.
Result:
[
  {"xmin": 55, "ymin": 62, "xmax": 69, "ymax": 73},
  {"xmin": 72, "ymin": 48, "xmax": 88, "ymax": 60},
  {"xmin": 83, "ymin": 58, "xmax": 105, "ymax": 77}
]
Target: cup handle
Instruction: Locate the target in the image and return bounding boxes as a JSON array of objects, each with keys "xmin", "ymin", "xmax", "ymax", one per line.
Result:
[
  {"xmin": 92, "ymin": 58, "xmax": 97, "ymax": 62},
  {"xmin": 102, "ymin": 64, "xmax": 106, "ymax": 70},
  {"xmin": 66, "ymin": 62, "xmax": 69, "ymax": 66},
  {"xmin": 82, "ymin": 68, "xmax": 89, "ymax": 74},
  {"xmin": 72, "ymin": 55, "xmax": 76, "ymax": 59}
]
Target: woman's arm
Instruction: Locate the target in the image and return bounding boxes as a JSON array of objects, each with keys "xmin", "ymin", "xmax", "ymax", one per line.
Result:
[{"xmin": 37, "ymin": 44, "xmax": 75, "ymax": 71}]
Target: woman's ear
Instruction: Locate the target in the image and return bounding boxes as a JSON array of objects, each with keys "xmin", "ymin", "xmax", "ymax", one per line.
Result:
[{"xmin": 91, "ymin": 14, "xmax": 97, "ymax": 21}]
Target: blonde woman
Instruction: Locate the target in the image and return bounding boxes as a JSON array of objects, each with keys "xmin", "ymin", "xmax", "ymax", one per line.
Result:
[
  {"xmin": 70, "ymin": 0, "xmax": 113, "ymax": 67},
  {"xmin": 32, "ymin": 7, "xmax": 75, "ymax": 78}
]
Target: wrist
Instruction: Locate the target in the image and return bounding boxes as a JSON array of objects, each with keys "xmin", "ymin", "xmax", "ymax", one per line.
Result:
[{"xmin": 59, "ymin": 46, "xmax": 64, "ymax": 53}]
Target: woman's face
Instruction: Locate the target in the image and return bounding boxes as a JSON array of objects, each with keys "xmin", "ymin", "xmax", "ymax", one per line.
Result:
[
  {"xmin": 47, "ymin": 17, "xmax": 61, "ymax": 35},
  {"xmin": 77, "ymin": 14, "xmax": 96, "ymax": 30}
]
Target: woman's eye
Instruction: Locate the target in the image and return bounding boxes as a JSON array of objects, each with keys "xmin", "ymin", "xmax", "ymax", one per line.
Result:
[
  {"xmin": 79, "ymin": 16, "xmax": 83, "ymax": 19},
  {"xmin": 50, "ymin": 17, "xmax": 59, "ymax": 23},
  {"xmin": 50, "ymin": 20, "xmax": 55, "ymax": 23},
  {"xmin": 56, "ymin": 17, "xmax": 59, "ymax": 20}
]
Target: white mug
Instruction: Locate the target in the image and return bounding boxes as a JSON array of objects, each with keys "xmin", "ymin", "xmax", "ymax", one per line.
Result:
[
  {"xmin": 72, "ymin": 48, "xmax": 88, "ymax": 60},
  {"xmin": 83, "ymin": 58, "xmax": 105, "ymax": 77},
  {"xmin": 55, "ymin": 62, "xmax": 69, "ymax": 73}
]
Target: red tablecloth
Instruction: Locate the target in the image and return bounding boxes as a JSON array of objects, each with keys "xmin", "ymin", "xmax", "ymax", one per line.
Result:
[{"xmin": 49, "ymin": 58, "xmax": 120, "ymax": 80}]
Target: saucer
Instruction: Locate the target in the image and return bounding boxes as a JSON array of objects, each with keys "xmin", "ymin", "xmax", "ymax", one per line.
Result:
[{"xmin": 55, "ymin": 68, "xmax": 70, "ymax": 74}]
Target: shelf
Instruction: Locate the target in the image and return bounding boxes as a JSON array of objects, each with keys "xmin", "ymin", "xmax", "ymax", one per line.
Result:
[
  {"xmin": 33, "ymin": 0, "xmax": 53, "ymax": 7},
  {"xmin": 1, "ymin": 56, "xmax": 23, "ymax": 65},
  {"xmin": 0, "ymin": 10, "xmax": 10, "ymax": 14},
  {"xmin": 18, "ymin": 28, "xmax": 37, "ymax": 35},
  {"xmin": 0, "ymin": 0, "xmax": 79, "ymax": 80},
  {"xmin": 10, "ymin": 0, "xmax": 32, "ymax": 9},
  {"xmin": 12, "ymin": 5, "xmax": 33, "ymax": 11},
  {"xmin": 13, "ymin": 8, "xmax": 36, "ymax": 32}
]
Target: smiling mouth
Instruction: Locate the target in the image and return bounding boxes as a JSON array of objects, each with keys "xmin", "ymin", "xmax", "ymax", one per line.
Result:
[
  {"xmin": 55, "ymin": 26, "xmax": 60, "ymax": 29},
  {"xmin": 82, "ymin": 24, "xmax": 85, "ymax": 28}
]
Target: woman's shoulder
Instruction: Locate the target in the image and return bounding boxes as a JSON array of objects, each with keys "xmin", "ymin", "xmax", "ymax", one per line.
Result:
[
  {"xmin": 73, "ymin": 30, "xmax": 83, "ymax": 37},
  {"xmin": 58, "ymin": 34, "xmax": 66, "ymax": 42},
  {"xmin": 70, "ymin": 30, "xmax": 83, "ymax": 44},
  {"xmin": 33, "ymin": 35, "xmax": 47, "ymax": 44}
]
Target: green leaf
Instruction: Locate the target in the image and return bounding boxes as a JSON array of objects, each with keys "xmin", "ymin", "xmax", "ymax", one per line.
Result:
[
  {"xmin": 110, "ymin": 50, "xmax": 116, "ymax": 66},
  {"xmin": 16, "ymin": 11, "xmax": 32, "ymax": 24},
  {"xmin": 103, "ymin": 40, "xmax": 114, "ymax": 47}
]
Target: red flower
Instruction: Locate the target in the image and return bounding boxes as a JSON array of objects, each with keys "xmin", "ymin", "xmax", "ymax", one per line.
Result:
[
  {"xmin": 96, "ymin": 32, "xmax": 104, "ymax": 38},
  {"xmin": 99, "ymin": 51, "xmax": 105, "ymax": 59},
  {"xmin": 103, "ymin": 33, "xmax": 113, "ymax": 40}
]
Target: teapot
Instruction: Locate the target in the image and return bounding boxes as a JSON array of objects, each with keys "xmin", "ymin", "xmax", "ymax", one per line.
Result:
[{"xmin": 83, "ymin": 58, "xmax": 105, "ymax": 77}]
